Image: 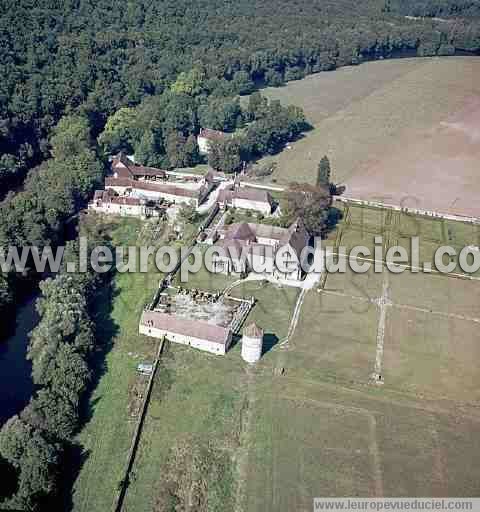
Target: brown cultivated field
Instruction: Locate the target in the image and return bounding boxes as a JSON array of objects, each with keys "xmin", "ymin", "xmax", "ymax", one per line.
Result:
[{"xmin": 259, "ymin": 57, "xmax": 480, "ymax": 218}]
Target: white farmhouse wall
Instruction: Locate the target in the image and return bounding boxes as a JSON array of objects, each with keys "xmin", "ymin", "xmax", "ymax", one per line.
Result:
[
  {"xmin": 211, "ymin": 256, "xmax": 246, "ymax": 275},
  {"xmin": 105, "ymin": 184, "xmax": 198, "ymax": 206},
  {"xmin": 274, "ymin": 243, "xmax": 303, "ymax": 281},
  {"xmin": 248, "ymin": 252, "xmax": 274, "ymax": 274},
  {"xmin": 232, "ymin": 198, "xmax": 271, "ymax": 215},
  {"xmin": 197, "ymin": 136, "xmax": 211, "ymax": 155},
  {"xmin": 139, "ymin": 324, "xmax": 231, "ymax": 355},
  {"xmin": 89, "ymin": 203, "xmax": 144, "ymax": 217}
]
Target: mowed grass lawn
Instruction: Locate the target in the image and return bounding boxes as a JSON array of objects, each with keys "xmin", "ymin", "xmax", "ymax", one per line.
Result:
[
  {"xmin": 230, "ymin": 280, "xmax": 300, "ymax": 354},
  {"xmin": 243, "ymin": 377, "xmax": 480, "ymax": 511},
  {"xmin": 173, "ymin": 245, "xmax": 237, "ymax": 292},
  {"xmin": 120, "ymin": 282, "xmax": 300, "ymax": 510},
  {"xmin": 389, "ymin": 270, "xmax": 480, "ymax": 318},
  {"xmin": 239, "ymin": 204, "xmax": 480, "ymax": 509},
  {"xmin": 383, "ymin": 305, "xmax": 480, "ymax": 402},
  {"xmin": 72, "ymin": 218, "xmax": 164, "ymax": 512},
  {"xmin": 245, "ymin": 393, "xmax": 374, "ymax": 511},
  {"xmin": 288, "ymin": 290, "xmax": 379, "ymax": 386},
  {"xmin": 74, "ymin": 206, "xmax": 480, "ymax": 510}
]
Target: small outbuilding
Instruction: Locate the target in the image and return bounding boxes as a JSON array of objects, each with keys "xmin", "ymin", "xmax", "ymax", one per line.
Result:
[
  {"xmin": 137, "ymin": 363, "xmax": 154, "ymax": 375},
  {"xmin": 241, "ymin": 322, "xmax": 264, "ymax": 363}
]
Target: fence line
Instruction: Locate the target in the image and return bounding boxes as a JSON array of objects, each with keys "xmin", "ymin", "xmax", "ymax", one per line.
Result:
[
  {"xmin": 112, "ymin": 337, "xmax": 166, "ymax": 512},
  {"xmin": 336, "ymin": 196, "xmax": 480, "ymax": 225}
]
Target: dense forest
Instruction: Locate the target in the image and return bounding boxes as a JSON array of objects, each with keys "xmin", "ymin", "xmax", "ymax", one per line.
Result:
[
  {"xmin": 0, "ymin": 0, "xmax": 480, "ymax": 508},
  {"xmin": 1, "ymin": 0, "xmax": 480, "ymax": 192},
  {"xmin": 1, "ymin": 0, "xmax": 480, "ymax": 373},
  {"xmin": 0, "ymin": 115, "xmax": 104, "ymax": 339},
  {"xmin": 389, "ymin": 0, "xmax": 480, "ymax": 17},
  {"xmin": 0, "ymin": 230, "xmax": 113, "ymax": 510}
]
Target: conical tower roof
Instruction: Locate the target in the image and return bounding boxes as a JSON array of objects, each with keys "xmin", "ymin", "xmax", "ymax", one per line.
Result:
[{"xmin": 243, "ymin": 322, "xmax": 264, "ymax": 338}]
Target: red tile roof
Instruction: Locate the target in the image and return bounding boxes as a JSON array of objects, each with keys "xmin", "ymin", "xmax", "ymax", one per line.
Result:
[
  {"xmin": 243, "ymin": 322, "xmax": 264, "ymax": 337},
  {"xmin": 140, "ymin": 310, "xmax": 231, "ymax": 345},
  {"xmin": 219, "ymin": 219, "xmax": 309, "ymax": 259},
  {"xmin": 199, "ymin": 128, "xmax": 228, "ymax": 141},
  {"xmin": 225, "ymin": 222, "xmax": 256, "ymax": 242},
  {"xmin": 105, "ymin": 177, "xmax": 198, "ymax": 198},
  {"xmin": 215, "ymin": 238, "xmax": 250, "ymax": 254},
  {"xmin": 112, "ymin": 152, "xmax": 167, "ymax": 178}
]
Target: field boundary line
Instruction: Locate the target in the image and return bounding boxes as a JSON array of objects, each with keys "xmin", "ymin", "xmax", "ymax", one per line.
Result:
[
  {"xmin": 320, "ymin": 288, "xmax": 480, "ymax": 324},
  {"xmin": 336, "ymin": 196, "xmax": 480, "ymax": 225},
  {"xmin": 276, "ymin": 376, "xmax": 480, "ymax": 422},
  {"xmin": 279, "ymin": 287, "xmax": 308, "ymax": 347},
  {"xmin": 431, "ymin": 426, "xmax": 448, "ymax": 495},
  {"xmin": 369, "ymin": 415, "xmax": 384, "ymax": 497},
  {"xmin": 276, "ymin": 393, "xmax": 380, "ymax": 417},
  {"xmin": 372, "ymin": 272, "xmax": 390, "ymax": 382},
  {"xmin": 112, "ymin": 337, "xmax": 166, "ymax": 512},
  {"xmin": 234, "ymin": 367, "xmax": 257, "ymax": 512},
  {"xmin": 326, "ymin": 251, "xmax": 480, "ymax": 281},
  {"xmin": 394, "ymin": 302, "xmax": 480, "ymax": 324}
]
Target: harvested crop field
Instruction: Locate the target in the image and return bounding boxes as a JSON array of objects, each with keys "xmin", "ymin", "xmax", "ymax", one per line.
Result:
[{"xmin": 258, "ymin": 57, "xmax": 480, "ymax": 218}]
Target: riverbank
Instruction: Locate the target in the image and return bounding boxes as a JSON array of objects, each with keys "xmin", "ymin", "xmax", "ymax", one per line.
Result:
[{"xmin": 0, "ymin": 297, "xmax": 37, "ymax": 425}]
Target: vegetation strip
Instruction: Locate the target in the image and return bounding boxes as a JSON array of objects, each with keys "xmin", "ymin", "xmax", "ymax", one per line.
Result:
[{"xmin": 113, "ymin": 337, "xmax": 166, "ymax": 512}]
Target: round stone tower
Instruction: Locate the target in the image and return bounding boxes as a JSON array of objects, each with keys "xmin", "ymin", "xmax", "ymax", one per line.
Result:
[{"xmin": 241, "ymin": 322, "xmax": 264, "ymax": 363}]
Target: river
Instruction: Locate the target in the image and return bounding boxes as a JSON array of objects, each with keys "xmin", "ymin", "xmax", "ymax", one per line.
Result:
[{"xmin": 0, "ymin": 297, "xmax": 38, "ymax": 426}]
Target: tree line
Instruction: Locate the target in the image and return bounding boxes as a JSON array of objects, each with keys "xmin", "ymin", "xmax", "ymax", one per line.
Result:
[
  {"xmin": 0, "ymin": 110, "xmax": 108, "ymax": 510},
  {"xmin": 98, "ymin": 88, "xmax": 308, "ymax": 172},
  {"xmin": 0, "ymin": 234, "xmax": 113, "ymax": 510},
  {"xmin": 388, "ymin": 0, "xmax": 480, "ymax": 17},
  {"xmin": 1, "ymin": 0, "xmax": 480, "ymax": 196},
  {"xmin": 0, "ymin": 115, "xmax": 104, "ymax": 337}
]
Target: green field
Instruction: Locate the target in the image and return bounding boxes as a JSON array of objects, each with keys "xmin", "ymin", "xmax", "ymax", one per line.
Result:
[
  {"xmin": 238, "ymin": 205, "xmax": 480, "ymax": 510},
  {"xmin": 173, "ymin": 246, "xmax": 237, "ymax": 291},
  {"xmin": 73, "ymin": 205, "xmax": 480, "ymax": 511},
  {"xmin": 71, "ymin": 218, "xmax": 300, "ymax": 511},
  {"xmin": 122, "ymin": 345, "xmax": 245, "ymax": 511},
  {"xmin": 72, "ymin": 217, "xmax": 166, "ymax": 511}
]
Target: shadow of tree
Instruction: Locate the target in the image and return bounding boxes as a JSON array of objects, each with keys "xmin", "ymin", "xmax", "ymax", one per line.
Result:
[
  {"xmin": 0, "ymin": 455, "xmax": 18, "ymax": 502},
  {"xmin": 56, "ymin": 444, "xmax": 91, "ymax": 512},
  {"xmin": 61, "ymin": 280, "xmax": 120, "ymax": 511},
  {"xmin": 324, "ymin": 206, "xmax": 344, "ymax": 237}
]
